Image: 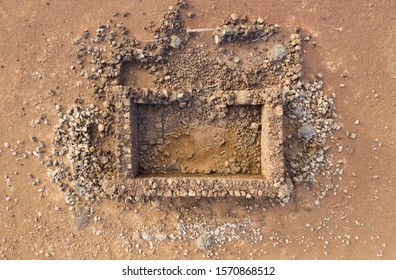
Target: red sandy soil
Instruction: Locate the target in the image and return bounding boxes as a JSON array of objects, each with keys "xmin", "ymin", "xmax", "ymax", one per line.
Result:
[{"xmin": 0, "ymin": 0, "xmax": 395, "ymax": 259}]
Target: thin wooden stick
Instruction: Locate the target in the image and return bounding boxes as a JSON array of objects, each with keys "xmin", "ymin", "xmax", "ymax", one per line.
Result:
[
  {"xmin": 139, "ymin": 27, "xmax": 221, "ymax": 42},
  {"xmin": 186, "ymin": 27, "xmax": 221, "ymax": 33}
]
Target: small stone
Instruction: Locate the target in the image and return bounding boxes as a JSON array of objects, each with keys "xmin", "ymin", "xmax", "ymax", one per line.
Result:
[
  {"xmin": 250, "ymin": 123, "xmax": 260, "ymax": 130},
  {"xmin": 240, "ymin": 15, "xmax": 248, "ymax": 23},
  {"xmin": 268, "ymin": 44, "xmax": 288, "ymax": 61},
  {"xmin": 150, "ymin": 199, "xmax": 160, "ymax": 208},
  {"xmin": 354, "ymin": 120, "xmax": 360, "ymax": 125},
  {"xmin": 214, "ymin": 135, "xmax": 226, "ymax": 146},
  {"xmin": 316, "ymin": 154, "xmax": 324, "ymax": 162},
  {"xmin": 346, "ymin": 131, "xmax": 356, "ymax": 139},
  {"xmin": 298, "ymin": 124, "xmax": 315, "ymax": 142},
  {"xmin": 339, "ymin": 83, "xmax": 346, "ymax": 88},
  {"xmin": 214, "ymin": 35, "xmax": 221, "ymax": 45},
  {"xmin": 141, "ymin": 232, "xmax": 151, "ymax": 241},
  {"xmin": 187, "ymin": 12, "xmax": 194, "ymax": 18},
  {"xmin": 103, "ymin": 100, "xmax": 110, "ymax": 108},
  {"xmin": 230, "ymin": 13, "xmax": 238, "ymax": 21},
  {"xmin": 196, "ymin": 233, "xmax": 212, "ymax": 249},
  {"xmin": 3, "ymin": 142, "xmax": 10, "ymax": 148},
  {"xmin": 100, "ymin": 156, "xmax": 109, "ymax": 164},
  {"xmin": 167, "ymin": 161, "xmax": 179, "ymax": 171},
  {"xmin": 187, "ymin": 152, "xmax": 195, "ymax": 159},
  {"xmin": 98, "ymin": 124, "xmax": 105, "ymax": 132},
  {"xmin": 38, "ymin": 141, "xmax": 46, "ymax": 149},
  {"xmin": 140, "ymin": 145, "xmax": 148, "ymax": 151},
  {"xmin": 170, "ymin": 35, "xmax": 182, "ymax": 49}
]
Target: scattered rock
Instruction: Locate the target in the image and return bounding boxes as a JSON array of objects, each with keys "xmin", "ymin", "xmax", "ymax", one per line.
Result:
[{"xmin": 49, "ymin": 5, "xmax": 338, "ymax": 205}]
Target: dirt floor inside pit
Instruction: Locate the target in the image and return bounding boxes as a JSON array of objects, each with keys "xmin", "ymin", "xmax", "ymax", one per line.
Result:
[
  {"xmin": 137, "ymin": 104, "xmax": 262, "ymax": 175},
  {"xmin": 0, "ymin": 0, "xmax": 396, "ymax": 260}
]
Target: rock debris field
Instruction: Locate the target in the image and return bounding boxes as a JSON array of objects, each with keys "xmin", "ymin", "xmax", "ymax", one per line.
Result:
[{"xmin": 46, "ymin": 0, "xmax": 337, "ymax": 206}]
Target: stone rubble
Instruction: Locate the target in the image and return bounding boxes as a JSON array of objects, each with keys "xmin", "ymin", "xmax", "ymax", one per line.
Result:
[{"xmin": 48, "ymin": 0, "xmax": 339, "ymax": 205}]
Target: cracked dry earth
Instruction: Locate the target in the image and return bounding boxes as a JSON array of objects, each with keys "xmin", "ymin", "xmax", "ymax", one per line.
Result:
[{"xmin": 1, "ymin": 0, "xmax": 395, "ymax": 260}]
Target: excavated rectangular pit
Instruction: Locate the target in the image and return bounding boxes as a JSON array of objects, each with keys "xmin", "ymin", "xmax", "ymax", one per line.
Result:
[
  {"xmin": 136, "ymin": 104, "xmax": 262, "ymax": 176},
  {"xmin": 115, "ymin": 87, "xmax": 286, "ymax": 198}
]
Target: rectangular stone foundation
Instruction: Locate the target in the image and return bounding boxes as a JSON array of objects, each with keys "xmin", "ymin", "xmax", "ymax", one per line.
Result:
[{"xmin": 114, "ymin": 86, "xmax": 290, "ymax": 199}]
